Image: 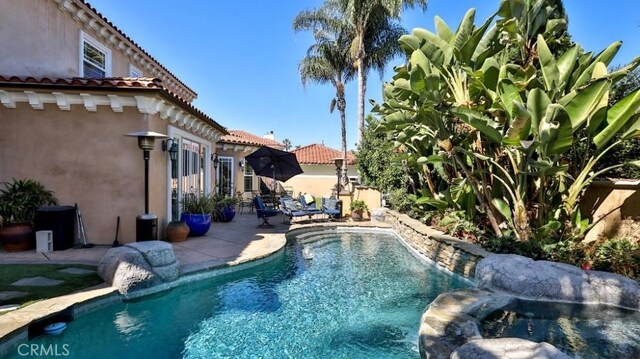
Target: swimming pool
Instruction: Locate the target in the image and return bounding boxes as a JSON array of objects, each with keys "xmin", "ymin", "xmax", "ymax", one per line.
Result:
[{"xmin": 5, "ymin": 230, "xmax": 469, "ymax": 359}]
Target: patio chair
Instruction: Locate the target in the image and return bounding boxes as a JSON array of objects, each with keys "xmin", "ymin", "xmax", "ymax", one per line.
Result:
[
  {"xmin": 253, "ymin": 196, "xmax": 279, "ymax": 228},
  {"xmin": 238, "ymin": 191, "xmax": 255, "ymax": 214},
  {"xmin": 280, "ymin": 197, "xmax": 309, "ymax": 224},
  {"xmin": 322, "ymin": 197, "xmax": 341, "ymax": 221},
  {"xmin": 299, "ymin": 194, "xmax": 323, "ymax": 221}
]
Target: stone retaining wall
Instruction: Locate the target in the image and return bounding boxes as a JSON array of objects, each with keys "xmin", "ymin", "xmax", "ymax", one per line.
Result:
[{"xmin": 382, "ymin": 210, "xmax": 490, "ymax": 278}]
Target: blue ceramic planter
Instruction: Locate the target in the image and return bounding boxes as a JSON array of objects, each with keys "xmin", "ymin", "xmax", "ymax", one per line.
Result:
[
  {"xmin": 180, "ymin": 213, "xmax": 212, "ymax": 237},
  {"xmin": 220, "ymin": 205, "xmax": 236, "ymax": 222}
]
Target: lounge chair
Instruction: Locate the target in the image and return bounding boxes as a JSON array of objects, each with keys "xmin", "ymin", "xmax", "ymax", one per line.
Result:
[
  {"xmin": 299, "ymin": 194, "xmax": 323, "ymax": 221},
  {"xmin": 253, "ymin": 196, "xmax": 279, "ymax": 228},
  {"xmin": 280, "ymin": 197, "xmax": 309, "ymax": 224},
  {"xmin": 322, "ymin": 197, "xmax": 341, "ymax": 221}
]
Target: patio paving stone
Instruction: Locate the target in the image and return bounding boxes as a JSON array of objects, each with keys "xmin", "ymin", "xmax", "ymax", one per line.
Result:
[
  {"xmin": 0, "ymin": 291, "xmax": 28, "ymax": 301},
  {"xmin": 58, "ymin": 267, "xmax": 95, "ymax": 275},
  {"xmin": 11, "ymin": 277, "xmax": 64, "ymax": 287}
]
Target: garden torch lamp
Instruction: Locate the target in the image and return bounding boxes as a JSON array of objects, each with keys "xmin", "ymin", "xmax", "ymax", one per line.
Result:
[{"xmin": 124, "ymin": 130, "xmax": 167, "ymax": 242}]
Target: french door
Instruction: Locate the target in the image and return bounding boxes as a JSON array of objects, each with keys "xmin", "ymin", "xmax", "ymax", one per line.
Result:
[
  {"xmin": 168, "ymin": 128, "xmax": 211, "ymax": 221},
  {"xmin": 217, "ymin": 156, "xmax": 234, "ymax": 197}
]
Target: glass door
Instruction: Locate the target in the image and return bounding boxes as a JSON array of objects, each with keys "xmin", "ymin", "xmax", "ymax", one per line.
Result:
[
  {"xmin": 168, "ymin": 133, "xmax": 210, "ymax": 221},
  {"xmin": 217, "ymin": 157, "xmax": 234, "ymax": 197}
]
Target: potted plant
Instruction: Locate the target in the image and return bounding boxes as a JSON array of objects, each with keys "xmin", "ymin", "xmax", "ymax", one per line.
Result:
[
  {"xmin": 211, "ymin": 194, "xmax": 238, "ymax": 223},
  {"xmin": 0, "ymin": 179, "xmax": 57, "ymax": 251},
  {"xmin": 180, "ymin": 193, "xmax": 214, "ymax": 237},
  {"xmin": 350, "ymin": 199, "xmax": 369, "ymax": 221}
]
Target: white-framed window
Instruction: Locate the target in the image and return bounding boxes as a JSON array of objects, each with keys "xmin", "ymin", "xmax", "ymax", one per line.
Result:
[
  {"xmin": 79, "ymin": 32, "xmax": 111, "ymax": 78},
  {"xmin": 129, "ymin": 64, "xmax": 143, "ymax": 77},
  {"xmin": 243, "ymin": 161, "xmax": 254, "ymax": 192}
]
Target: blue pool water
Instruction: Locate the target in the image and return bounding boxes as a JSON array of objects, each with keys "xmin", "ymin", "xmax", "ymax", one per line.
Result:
[
  {"xmin": 5, "ymin": 231, "xmax": 469, "ymax": 359},
  {"xmin": 482, "ymin": 300, "xmax": 640, "ymax": 359}
]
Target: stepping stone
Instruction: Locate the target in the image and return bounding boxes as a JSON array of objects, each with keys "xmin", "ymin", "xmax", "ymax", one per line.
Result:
[
  {"xmin": 0, "ymin": 304, "xmax": 21, "ymax": 313},
  {"xmin": 11, "ymin": 276, "xmax": 64, "ymax": 287},
  {"xmin": 58, "ymin": 267, "xmax": 95, "ymax": 275},
  {"xmin": 0, "ymin": 291, "xmax": 28, "ymax": 301}
]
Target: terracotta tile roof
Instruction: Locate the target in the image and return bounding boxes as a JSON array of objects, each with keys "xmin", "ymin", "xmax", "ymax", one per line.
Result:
[
  {"xmin": 292, "ymin": 143, "xmax": 356, "ymax": 165},
  {"xmin": 0, "ymin": 75, "xmax": 227, "ymax": 134},
  {"xmin": 0, "ymin": 75, "xmax": 163, "ymax": 88},
  {"xmin": 76, "ymin": 0, "xmax": 196, "ymax": 98},
  {"xmin": 220, "ymin": 130, "xmax": 285, "ymax": 150}
]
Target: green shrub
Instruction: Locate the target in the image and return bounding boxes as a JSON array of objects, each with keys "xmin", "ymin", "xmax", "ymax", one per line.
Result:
[
  {"xmin": 588, "ymin": 238, "xmax": 640, "ymax": 279},
  {"xmin": 436, "ymin": 211, "xmax": 484, "ymax": 242},
  {"xmin": 479, "ymin": 235, "xmax": 545, "ymax": 260},
  {"xmin": 541, "ymin": 240, "xmax": 587, "ymax": 266},
  {"xmin": 388, "ymin": 188, "xmax": 415, "ymax": 213}
]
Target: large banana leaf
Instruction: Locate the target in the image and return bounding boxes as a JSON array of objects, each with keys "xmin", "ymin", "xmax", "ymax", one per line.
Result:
[
  {"xmin": 537, "ymin": 35, "xmax": 559, "ymax": 91},
  {"xmin": 563, "ymin": 77, "xmax": 610, "ymax": 131},
  {"xmin": 527, "ymin": 88, "xmax": 551, "ymax": 135},
  {"xmin": 594, "ymin": 88, "xmax": 640, "ymax": 148},
  {"xmin": 451, "ymin": 108, "xmax": 503, "ymax": 143}
]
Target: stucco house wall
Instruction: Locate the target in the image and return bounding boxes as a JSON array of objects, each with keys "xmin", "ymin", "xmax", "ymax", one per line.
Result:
[
  {"xmin": 0, "ymin": 0, "xmax": 226, "ymax": 245},
  {"xmin": 0, "ymin": 0, "xmax": 194, "ymax": 100},
  {"xmin": 0, "ymin": 101, "xmax": 167, "ymax": 244},
  {"xmin": 284, "ymin": 164, "xmax": 357, "ymax": 198}
]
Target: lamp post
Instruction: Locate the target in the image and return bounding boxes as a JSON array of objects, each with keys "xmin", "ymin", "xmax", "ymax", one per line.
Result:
[{"xmin": 125, "ymin": 130, "xmax": 167, "ymax": 241}]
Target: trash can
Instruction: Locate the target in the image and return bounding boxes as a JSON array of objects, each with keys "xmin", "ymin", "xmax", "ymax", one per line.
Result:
[
  {"xmin": 34, "ymin": 206, "xmax": 76, "ymax": 250},
  {"xmin": 136, "ymin": 213, "xmax": 158, "ymax": 241}
]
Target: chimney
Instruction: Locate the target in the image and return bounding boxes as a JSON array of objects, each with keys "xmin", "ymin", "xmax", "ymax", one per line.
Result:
[{"xmin": 263, "ymin": 130, "xmax": 275, "ymax": 141}]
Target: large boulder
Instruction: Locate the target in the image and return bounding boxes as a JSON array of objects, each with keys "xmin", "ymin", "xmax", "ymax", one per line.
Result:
[
  {"xmin": 451, "ymin": 338, "xmax": 572, "ymax": 359},
  {"xmin": 370, "ymin": 207, "xmax": 387, "ymax": 223},
  {"xmin": 98, "ymin": 241, "xmax": 179, "ymax": 294},
  {"xmin": 475, "ymin": 254, "xmax": 640, "ymax": 310}
]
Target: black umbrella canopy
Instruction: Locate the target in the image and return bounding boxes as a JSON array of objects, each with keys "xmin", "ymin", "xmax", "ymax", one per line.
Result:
[{"xmin": 244, "ymin": 146, "xmax": 303, "ymax": 182}]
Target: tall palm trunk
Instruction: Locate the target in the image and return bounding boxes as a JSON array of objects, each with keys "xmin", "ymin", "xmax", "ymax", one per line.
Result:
[
  {"xmin": 356, "ymin": 41, "xmax": 367, "ymax": 146},
  {"xmin": 357, "ymin": 61, "xmax": 367, "ymax": 146},
  {"xmin": 337, "ymin": 83, "xmax": 349, "ymax": 187}
]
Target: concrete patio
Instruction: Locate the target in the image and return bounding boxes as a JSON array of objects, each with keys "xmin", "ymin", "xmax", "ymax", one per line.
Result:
[{"xmin": 0, "ymin": 212, "xmax": 292, "ymax": 273}]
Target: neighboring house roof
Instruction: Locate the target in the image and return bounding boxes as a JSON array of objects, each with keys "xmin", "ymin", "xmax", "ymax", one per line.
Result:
[
  {"xmin": 220, "ymin": 130, "xmax": 285, "ymax": 150},
  {"xmin": 0, "ymin": 75, "xmax": 227, "ymax": 135},
  {"xmin": 292, "ymin": 143, "xmax": 356, "ymax": 165},
  {"xmin": 64, "ymin": 0, "xmax": 197, "ymax": 101}
]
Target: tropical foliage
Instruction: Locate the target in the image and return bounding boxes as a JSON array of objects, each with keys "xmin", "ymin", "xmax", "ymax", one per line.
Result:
[
  {"xmin": 371, "ymin": 0, "xmax": 640, "ymax": 244},
  {"xmin": 357, "ymin": 114, "xmax": 405, "ymax": 192}
]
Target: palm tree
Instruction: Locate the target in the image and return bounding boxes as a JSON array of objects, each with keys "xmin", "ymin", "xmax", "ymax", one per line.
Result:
[
  {"xmin": 282, "ymin": 138, "xmax": 292, "ymax": 152},
  {"xmin": 334, "ymin": 0, "xmax": 428, "ymax": 144},
  {"xmin": 294, "ymin": 8, "xmax": 355, "ymax": 187}
]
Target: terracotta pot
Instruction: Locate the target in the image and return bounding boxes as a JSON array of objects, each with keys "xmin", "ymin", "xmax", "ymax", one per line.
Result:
[
  {"xmin": 166, "ymin": 221, "xmax": 190, "ymax": 242},
  {"xmin": 351, "ymin": 211, "xmax": 363, "ymax": 221},
  {"xmin": 0, "ymin": 222, "xmax": 34, "ymax": 252}
]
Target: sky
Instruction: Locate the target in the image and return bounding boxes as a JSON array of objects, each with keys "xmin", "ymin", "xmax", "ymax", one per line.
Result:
[{"xmin": 88, "ymin": 0, "xmax": 640, "ymax": 150}]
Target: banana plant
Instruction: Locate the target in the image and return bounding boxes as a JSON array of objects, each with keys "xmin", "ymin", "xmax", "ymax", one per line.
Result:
[{"xmin": 372, "ymin": 0, "xmax": 640, "ymax": 242}]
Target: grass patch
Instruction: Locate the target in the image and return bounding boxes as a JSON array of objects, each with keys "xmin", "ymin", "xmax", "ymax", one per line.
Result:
[{"xmin": 0, "ymin": 264, "xmax": 103, "ymax": 308}]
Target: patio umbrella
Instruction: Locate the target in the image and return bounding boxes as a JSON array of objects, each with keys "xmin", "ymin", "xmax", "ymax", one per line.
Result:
[{"xmin": 244, "ymin": 146, "xmax": 303, "ymax": 182}]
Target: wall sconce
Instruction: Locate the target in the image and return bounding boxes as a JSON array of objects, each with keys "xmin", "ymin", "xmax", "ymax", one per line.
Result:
[
  {"xmin": 211, "ymin": 152, "xmax": 219, "ymax": 169},
  {"xmin": 161, "ymin": 138, "xmax": 179, "ymax": 162},
  {"xmin": 239, "ymin": 160, "xmax": 244, "ymax": 169}
]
